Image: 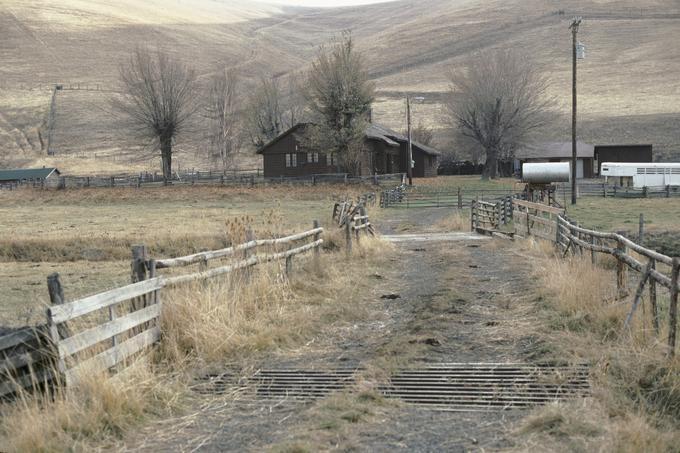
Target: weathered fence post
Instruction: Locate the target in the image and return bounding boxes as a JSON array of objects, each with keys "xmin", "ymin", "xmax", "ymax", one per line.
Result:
[
  {"xmin": 131, "ymin": 245, "xmax": 149, "ymax": 317},
  {"xmin": 457, "ymin": 187, "xmax": 463, "ymax": 209},
  {"xmin": 615, "ymin": 238, "xmax": 628, "ymax": 298},
  {"xmin": 666, "ymin": 185, "xmax": 671, "ymax": 198},
  {"xmin": 313, "ymin": 220, "xmax": 321, "ymax": 268},
  {"xmin": 649, "ymin": 259, "xmax": 659, "ymax": 334},
  {"xmin": 624, "ymin": 260, "xmax": 653, "ymax": 330},
  {"xmin": 638, "ymin": 213, "xmax": 645, "ymax": 244},
  {"xmin": 345, "ymin": 219, "xmax": 352, "ymax": 256},
  {"xmin": 603, "ymin": 182, "xmax": 607, "ymax": 198},
  {"xmin": 643, "ymin": 186, "xmax": 648, "ymax": 198},
  {"xmin": 590, "ymin": 235, "xmax": 596, "ymax": 265},
  {"xmin": 470, "ymin": 200, "xmax": 476, "ymax": 232},
  {"xmin": 668, "ymin": 258, "xmax": 679, "ymax": 357},
  {"xmin": 110, "ymin": 176, "xmax": 115, "ymax": 188},
  {"xmin": 46, "ymin": 273, "xmax": 67, "ymax": 382},
  {"xmin": 285, "ymin": 255, "xmax": 293, "ymax": 277},
  {"xmin": 47, "ymin": 273, "xmax": 70, "ymax": 339}
]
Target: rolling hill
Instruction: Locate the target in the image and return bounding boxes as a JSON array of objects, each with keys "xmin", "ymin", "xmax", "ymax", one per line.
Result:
[{"xmin": 1, "ymin": 0, "xmax": 679, "ymax": 173}]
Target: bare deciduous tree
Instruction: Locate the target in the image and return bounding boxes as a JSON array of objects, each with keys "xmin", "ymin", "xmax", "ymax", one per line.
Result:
[
  {"xmin": 305, "ymin": 32, "xmax": 374, "ymax": 176},
  {"xmin": 205, "ymin": 68, "xmax": 239, "ymax": 170},
  {"xmin": 405, "ymin": 122, "xmax": 435, "ymax": 147},
  {"xmin": 446, "ymin": 50, "xmax": 553, "ymax": 179},
  {"xmin": 244, "ymin": 74, "xmax": 307, "ymax": 151},
  {"xmin": 112, "ymin": 47, "xmax": 198, "ymax": 180}
]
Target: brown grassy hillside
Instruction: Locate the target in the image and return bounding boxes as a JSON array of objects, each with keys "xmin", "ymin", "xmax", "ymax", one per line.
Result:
[{"xmin": 1, "ymin": 0, "xmax": 679, "ymax": 172}]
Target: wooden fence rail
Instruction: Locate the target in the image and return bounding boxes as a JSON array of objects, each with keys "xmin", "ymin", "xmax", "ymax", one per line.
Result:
[
  {"xmin": 1, "ymin": 224, "xmax": 325, "ymax": 396},
  {"xmin": 470, "ymin": 197, "xmax": 513, "ymax": 233},
  {"xmin": 493, "ymin": 199, "xmax": 680, "ymax": 357}
]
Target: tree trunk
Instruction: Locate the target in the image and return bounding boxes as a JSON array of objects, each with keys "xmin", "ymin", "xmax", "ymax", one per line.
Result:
[
  {"xmin": 482, "ymin": 147, "xmax": 498, "ymax": 179},
  {"xmin": 161, "ymin": 137, "xmax": 172, "ymax": 181}
]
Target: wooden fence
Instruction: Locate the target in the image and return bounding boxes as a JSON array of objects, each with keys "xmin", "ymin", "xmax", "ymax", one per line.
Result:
[
  {"xmin": 512, "ymin": 199, "xmax": 565, "ymax": 242},
  {"xmin": 493, "ymin": 198, "xmax": 680, "ymax": 357},
  {"xmin": 40, "ymin": 172, "xmax": 405, "ymax": 191},
  {"xmin": 382, "ymin": 187, "xmax": 515, "ymax": 209},
  {"xmin": 554, "ymin": 183, "xmax": 680, "ymax": 200},
  {"xmin": 1, "ymin": 225, "xmax": 325, "ymax": 396},
  {"xmin": 470, "ymin": 197, "xmax": 513, "ymax": 233}
]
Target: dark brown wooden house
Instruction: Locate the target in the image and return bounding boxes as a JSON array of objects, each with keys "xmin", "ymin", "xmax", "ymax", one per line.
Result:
[
  {"xmin": 593, "ymin": 144, "xmax": 653, "ymax": 175},
  {"xmin": 257, "ymin": 123, "xmax": 440, "ymax": 178}
]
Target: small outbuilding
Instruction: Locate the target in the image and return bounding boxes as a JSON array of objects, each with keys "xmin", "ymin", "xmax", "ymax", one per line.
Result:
[
  {"xmin": 257, "ymin": 122, "xmax": 440, "ymax": 178},
  {"xmin": 593, "ymin": 144, "xmax": 653, "ymax": 175},
  {"xmin": 0, "ymin": 167, "xmax": 61, "ymax": 188},
  {"xmin": 515, "ymin": 142, "xmax": 595, "ymax": 179}
]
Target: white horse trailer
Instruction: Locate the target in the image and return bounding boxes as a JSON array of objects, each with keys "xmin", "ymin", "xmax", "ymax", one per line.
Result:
[{"xmin": 601, "ymin": 162, "xmax": 680, "ymax": 188}]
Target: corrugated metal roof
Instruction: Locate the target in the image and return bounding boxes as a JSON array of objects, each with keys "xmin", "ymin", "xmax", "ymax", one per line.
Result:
[
  {"xmin": 515, "ymin": 142, "xmax": 594, "ymax": 159},
  {"xmin": 0, "ymin": 167, "xmax": 60, "ymax": 181}
]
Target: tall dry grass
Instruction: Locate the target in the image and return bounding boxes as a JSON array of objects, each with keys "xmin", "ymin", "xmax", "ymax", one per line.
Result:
[
  {"xmin": 516, "ymin": 240, "xmax": 680, "ymax": 451},
  {"xmin": 0, "ymin": 362, "xmax": 183, "ymax": 452},
  {"xmin": 0, "ymin": 227, "xmax": 392, "ymax": 451}
]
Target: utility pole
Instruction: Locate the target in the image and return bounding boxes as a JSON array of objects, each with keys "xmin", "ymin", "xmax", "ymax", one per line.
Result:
[
  {"xmin": 570, "ymin": 17, "xmax": 582, "ymax": 205},
  {"xmin": 406, "ymin": 95, "xmax": 413, "ymax": 186}
]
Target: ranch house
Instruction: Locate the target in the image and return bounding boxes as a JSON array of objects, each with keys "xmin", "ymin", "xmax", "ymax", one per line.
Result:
[{"xmin": 257, "ymin": 122, "xmax": 440, "ymax": 178}]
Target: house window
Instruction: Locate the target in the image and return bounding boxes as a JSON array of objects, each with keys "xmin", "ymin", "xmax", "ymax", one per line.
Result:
[
  {"xmin": 330, "ymin": 154, "xmax": 335, "ymax": 166},
  {"xmin": 306, "ymin": 152, "xmax": 319, "ymax": 163},
  {"xmin": 285, "ymin": 153, "xmax": 298, "ymax": 168}
]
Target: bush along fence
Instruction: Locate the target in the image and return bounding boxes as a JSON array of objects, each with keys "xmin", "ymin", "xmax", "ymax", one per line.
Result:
[
  {"xmin": 470, "ymin": 197, "xmax": 513, "ymax": 233},
  {"xmin": 0, "ymin": 224, "xmax": 325, "ymax": 395},
  {"xmin": 490, "ymin": 198, "xmax": 680, "ymax": 357}
]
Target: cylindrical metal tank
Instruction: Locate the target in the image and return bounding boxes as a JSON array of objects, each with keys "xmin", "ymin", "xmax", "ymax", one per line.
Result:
[{"xmin": 522, "ymin": 162, "xmax": 570, "ymax": 183}]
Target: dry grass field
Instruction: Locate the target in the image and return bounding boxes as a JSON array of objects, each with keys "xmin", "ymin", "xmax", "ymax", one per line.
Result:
[
  {"xmin": 1, "ymin": 0, "xmax": 679, "ymax": 172},
  {"xmin": 0, "ymin": 184, "xmax": 371, "ymax": 327}
]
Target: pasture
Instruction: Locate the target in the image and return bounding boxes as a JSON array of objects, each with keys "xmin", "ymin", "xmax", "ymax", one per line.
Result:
[{"xmin": 0, "ymin": 184, "xmax": 370, "ymax": 326}]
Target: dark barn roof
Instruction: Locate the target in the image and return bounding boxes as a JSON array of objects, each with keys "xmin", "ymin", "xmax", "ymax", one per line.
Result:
[
  {"xmin": 515, "ymin": 142, "xmax": 594, "ymax": 159},
  {"xmin": 257, "ymin": 122, "xmax": 442, "ymax": 156},
  {"xmin": 0, "ymin": 167, "xmax": 60, "ymax": 182}
]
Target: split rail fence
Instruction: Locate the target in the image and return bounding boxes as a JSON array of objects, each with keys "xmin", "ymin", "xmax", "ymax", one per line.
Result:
[
  {"xmin": 1, "ymin": 225, "xmax": 325, "ymax": 396},
  {"xmin": 487, "ymin": 198, "xmax": 680, "ymax": 357}
]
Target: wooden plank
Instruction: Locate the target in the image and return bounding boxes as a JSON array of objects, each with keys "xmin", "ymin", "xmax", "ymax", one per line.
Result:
[
  {"xmin": 49, "ymin": 277, "xmax": 163, "ymax": 324},
  {"xmin": 0, "ymin": 349, "xmax": 43, "ymax": 373},
  {"xmin": 156, "ymin": 228, "xmax": 324, "ymax": 268},
  {"xmin": 0, "ymin": 327, "xmax": 42, "ymax": 351},
  {"xmin": 58, "ymin": 304, "xmax": 161, "ymax": 358},
  {"xmin": 164, "ymin": 239, "xmax": 324, "ymax": 286},
  {"xmin": 64, "ymin": 327, "xmax": 160, "ymax": 385},
  {"xmin": 156, "ymin": 241, "xmax": 257, "ymax": 269},
  {"xmin": 556, "ymin": 217, "xmax": 673, "ymax": 266},
  {"xmin": 0, "ymin": 368, "xmax": 54, "ymax": 398},
  {"xmin": 526, "ymin": 215, "xmax": 556, "ymax": 227},
  {"xmin": 512, "ymin": 199, "xmax": 564, "ymax": 215}
]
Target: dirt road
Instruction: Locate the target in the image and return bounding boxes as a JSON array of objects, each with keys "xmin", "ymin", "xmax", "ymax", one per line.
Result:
[{"xmin": 119, "ymin": 208, "xmax": 546, "ymax": 452}]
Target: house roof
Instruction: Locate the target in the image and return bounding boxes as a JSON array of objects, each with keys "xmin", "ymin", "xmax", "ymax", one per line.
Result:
[
  {"xmin": 0, "ymin": 167, "xmax": 60, "ymax": 181},
  {"xmin": 366, "ymin": 123, "xmax": 442, "ymax": 156},
  {"xmin": 257, "ymin": 122, "xmax": 443, "ymax": 156},
  {"xmin": 515, "ymin": 142, "xmax": 595, "ymax": 159}
]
